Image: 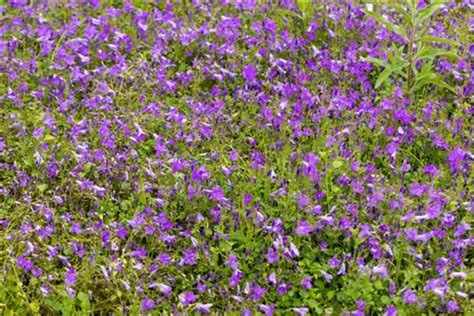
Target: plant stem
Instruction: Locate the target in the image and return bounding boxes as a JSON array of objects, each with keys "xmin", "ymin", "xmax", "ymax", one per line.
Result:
[{"xmin": 406, "ymin": 10, "xmax": 417, "ymax": 94}]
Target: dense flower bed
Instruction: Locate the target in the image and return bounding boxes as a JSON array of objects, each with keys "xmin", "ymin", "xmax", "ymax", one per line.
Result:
[{"xmin": 0, "ymin": 1, "xmax": 472, "ymax": 314}]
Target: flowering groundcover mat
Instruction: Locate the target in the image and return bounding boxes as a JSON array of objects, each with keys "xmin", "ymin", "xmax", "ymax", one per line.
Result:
[{"xmin": 0, "ymin": 0, "xmax": 473, "ymax": 315}]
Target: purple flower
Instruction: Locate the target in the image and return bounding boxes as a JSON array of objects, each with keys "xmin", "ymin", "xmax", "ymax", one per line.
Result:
[
  {"xmin": 267, "ymin": 272, "xmax": 277, "ymax": 285},
  {"xmin": 132, "ymin": 247, "xmax": 147, "ymax": 259},
  {"xmin": 70, "ymin": 222, "xmax": 82, "ymax": 235},
  {"xmin": 293, "ymin": 307, "xmax": 310, "ymax": 316},
  {"xmin": 450, "ymin": 272, "xmax": 467, "ymax": 280},
  {"xmin": 243, "ymin": 64, "xmax": 256, "ymax": 82},
  {"xmin": 423, "ymin": 164, "xmax": 439, "ymax": 176},
  {"xmin": 403, "ymin": 290, "xmax": 417, "ymax": 305},
  {"xmin": 229, "ymin": 150, "xmax": 239, "ymax": 161},
  {"xmin": 40, "ymin": 284, "xmax": 52, "ymax": 297},
  {"xmin": 383, "ymin": 305, "xmax": 397, "ymax": 316},
  {"xmin": 389, "ymin": 280, "xmax": 396, "ymax": 296},
  {"xmin": 409, "ymin": 183, "xmax": 425, "ymax": 197},
  {"xmin": 229, "ymin": 269, "xmax": 243, "ymax": 287},
  {"xmin": 32, "ymin": 268, "xmax": 43, "ymax": 277},
  {"xmin": 301, "ymin": 276, "xmax": 312, "ymax": 290},
  {"xmin": 158, "ymin": 283, "xmax": 172, "ymax": 297},
  {"xmin": 372, "ymin": 264, "xmax": 388, "ymax": 279},
  {"xmin": 295, "ymin": 220, "xmax": 314, "ymax": 236},
  {"xmin": 446, "ymin": 300, "xmax": 459, "ymax": 313},
  {"xmin": 16, "ymin": 256, "xmax": 34, "ymax": 272},
  {"xmin": 286, "ymin": 242, "xmax": 300, "ymax": 258},
  {"xmin": 65, "ymin": 267, "xmax": 77, "ymax": 287},
  {"xmin": 180, "ymin": 291, "xmax": 196, "ymax": 306},
  {"xmin": 297, "ymin": 194, "xmax": 310, "ymax": 210},
  {"xmin": 266, "ymin": 247, "xmax": 279, "ymax": 264},
  {"xmin": 321, "ymin": 271, "xmax": 333, "ymax": 282},
  {"xmin": 227, "ymin": 254, "xmax": 239, "ymax": 270},
  {"xmin": 277, "ymin": 283, "xmax": 291, "ymax": 295},
  {"xmin": 141, "ymin": 297, "xmax": 155, "ymax": 311},
  {"xmin": 358, "ymin": 224, "xmax": 372, "ymax": 238},
  {"xmin": 116, "ymin": 226, "xmax": 128, "ymax": 240},
  {"xmin": 447, "ymin": 147, "xmax": 467, "ymax": 173},
  {"xmin": 259, "ymin": 304, "xmax": 275, "ymax": 316},
  {"xmin": 158, "ymin": 253, "xmax": 172, "ymax": 266},
  {"xmin": 209, "ymin": 186, "xmax": 225, "ymax": 201},
  {"xmin": 32, "ymin": 128, "xmax": 44, "ymax": 139},
  {"xmin": 9, "ymin": 0, "xmax": 28, "ymax": 8},
  {"xmin": 250, "ymin": 284, "xmax": 267, "ymax": 301},
  {"xmin": 454, "ymin": 222, "xmax": 470, "ymax": 238},
  {"xmin": 243, "ymin": 193, "xmax": 253, "ymax": 206},
  {"xmin": 328, "ymin": 256, "xmax": 341, "ymax": 269},
  {"xmin": 426, "ymin": 203, "xmax": 443, "ymax": 219},
  {"xmin": 197, "ymin": 283, "xmax": 207, "ymax": 292},
  {"xmin": 191, "ymin": 166, "xmax": 211, "ymax": 183},
  {"xmin": 195, "ymin": 303, "xmax": 212, "ymax": 314},
  {"xmin": 181, "ymin": 248, "xmax": 197, "ymax": 266}
]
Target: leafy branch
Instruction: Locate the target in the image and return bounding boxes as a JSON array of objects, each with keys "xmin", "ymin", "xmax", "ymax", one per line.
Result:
[{"xmin": 364, "ymin": 0, "xmax": 458, "ymax": 95}]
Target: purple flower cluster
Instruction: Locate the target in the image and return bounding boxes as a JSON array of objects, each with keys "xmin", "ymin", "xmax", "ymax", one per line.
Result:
[{"xmin": 0, "ymin": 0, "xmax": 472, "ymax": 314}]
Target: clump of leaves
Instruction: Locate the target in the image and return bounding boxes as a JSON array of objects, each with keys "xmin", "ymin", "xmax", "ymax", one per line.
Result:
[{"xmin": 364, "ymin": 0, "xmax": 459, "ymax": 94}]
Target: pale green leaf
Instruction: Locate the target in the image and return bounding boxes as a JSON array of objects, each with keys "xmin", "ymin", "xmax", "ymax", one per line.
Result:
[
  {"xmin": 415, "ymin": 48, "xmax": 458, "ymax": 61},
  {"xmin": 416, "ymin": 2, "xmax": 445, "ymax": 25},
  {"xmin": 332, "ymin": 160, "xmax": 343, "ymax": 169},
  {"xmin": 78, "ymin": 292, "xmax": 91, "ymax": 312},
  {"xmin": 418, "ymin": 61, "xmax": 434, "ymax": 78},
  {"xmin": 364, "ymin": 57, "xmax": 387, "ymax": 67},
  {"xmin": 415, "ymin": 77, "xmax": 455, "ymax": 93},
  {"xmin": 375, "ymin": 62, "xmax": 408, "ymax": 88},
  {"xmin": 297, "ymin": 0, "xmax": 311, "ymax": 16},
  {"xmin": 388, "ymin": 3, "xmax": 411, "ymax": 22},
  {"xmin": 43, "ymin": 134, "xmax": 55, "ymax": 142},
  {"xmin": 413, "ymin": 70, "xmax": 455, "ymax": 93},
  {"xmin": 405, "ymin": 0, "xmax": 416, "ymax": 14},
  {"xmin": 364, "ymin": 10, "xmax": 407, "ymax": 39},
  {"xmin": 415, "ymin": 35, "xmax": 460, "ymax": 47},
  {"xmin": 37, "ymin": 184, "xmax": 48, "ymax": 193}
]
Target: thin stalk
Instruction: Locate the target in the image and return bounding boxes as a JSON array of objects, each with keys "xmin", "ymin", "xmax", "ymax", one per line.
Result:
[{"xmin": 406, "ymin": 8, "xmax": 417, "ymax": 94}]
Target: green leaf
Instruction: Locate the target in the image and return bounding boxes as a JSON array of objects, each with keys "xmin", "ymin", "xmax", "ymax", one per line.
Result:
[
  {"xmin": 388, "ymin": 3, "xmax": 411, "ymax": 21},
  {"xmin": 77, "ymin": 292, "xmax": 91, "ymax": 312},
  {"xmin": 386, "ymin": 50, "xmax": 396, "ymax": 64},
  {"xmin": 45, "ymin": 298, "xmax": 62, "ymax": 312},
  {"xmin": 326, "ymin": 290, "xmax": 335, "ymax": 299},
  {"xmin": 364, "ymin": 10, "xmax": 407, "ymax": 39},
  {"xmin": 415, "ymin": 48, "xmax": 458, "ymax": 61},
  {"xmin": 415, "ymin": 35, "xmax": 460, "ymax": 47},
  {"xmin": 43, "ymin": 134, "xmax": 55, "ymax": 142},
  {"xmin": 381, "ymin": 295, "xmax": 391, "ymax": 305},
  {"xmin": 416, "ymin": 2, "xmax": 445, "ymax": 26},
  {"xmin": 417, "ymin": 61, "xmax": 434, "ymax": 78},
  {"xmin": 37, "ymin": 183, "xmax": 48, "ymax": 193},
  {"xmin": 395, "ymin": 46, "xmax": 404, "ymax": 58},
  {"xmin": 391, "ymin": 46, "xmax": 405, "ymax": 64},
  {"xmin": 414, "ymin": 76, "xmax": 455, "ymax": 93},
  {"xmin": 364, "ymin": 57, "xmax": 387, "ymax": 67},
  {"xmin": 375, "ymin": 62, "xmax": 407, "ymax": 88},
  {"xmin": 332, "ymin": 160, "xmax": 343, "ymax": 169},
  {"xmin": 405, "ymin": 0, "xmax": 416, "ymax": 14},
  {"xmin": 296, "ymin": 0, "xmax": 313, "ymax": 17},
  {"xmin": 59, "ymin": 291, "xmax": 75, "ymax": 316},
  {"xmin": 29, "ymin": 301, "xmax": 40, "ymax": 313},
  {"xmin": 83, "ymin": 162, "xmax": 94, "ymax": 174}
]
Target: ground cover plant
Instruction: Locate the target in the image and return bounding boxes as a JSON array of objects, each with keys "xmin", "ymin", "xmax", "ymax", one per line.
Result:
[{"xmin": 0, "ymin": 0, "xmax": 473, "ymax": 314}]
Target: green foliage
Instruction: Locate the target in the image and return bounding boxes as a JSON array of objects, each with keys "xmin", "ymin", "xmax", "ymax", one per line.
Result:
[
  {"xmin": 364, "ymin": 1, "xmax": 458, "ymax": 94},
  {"xmin": 0, "ymin": 0, "xmax": 471, "ymax": 315}
]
